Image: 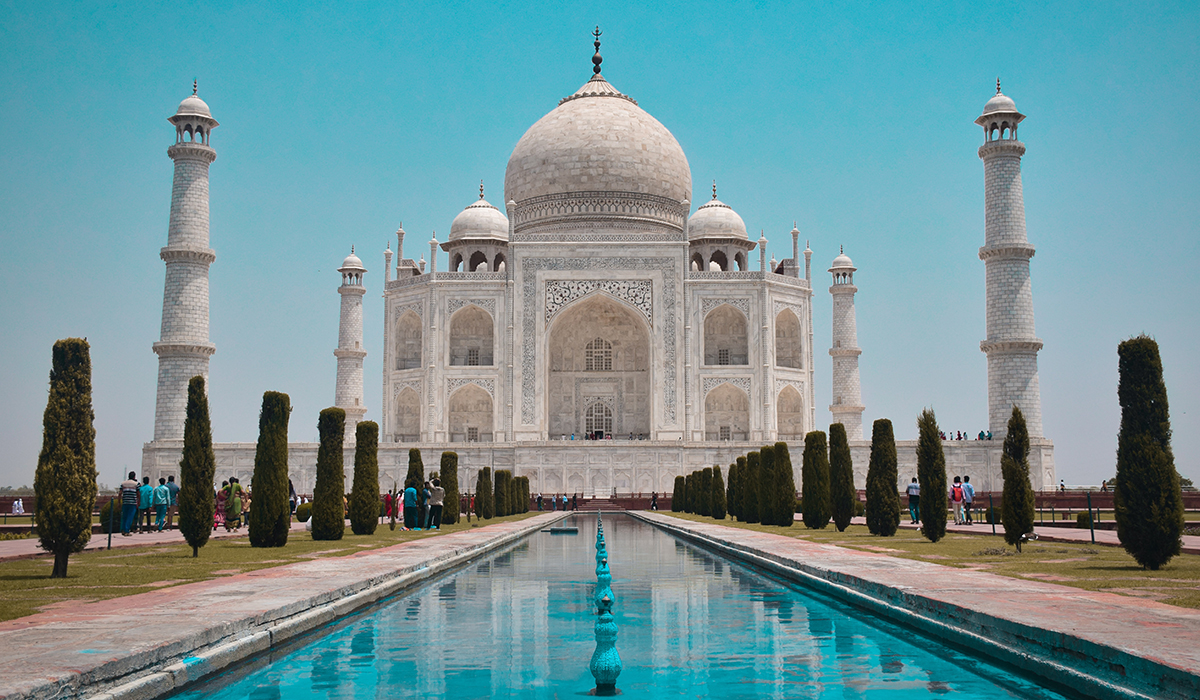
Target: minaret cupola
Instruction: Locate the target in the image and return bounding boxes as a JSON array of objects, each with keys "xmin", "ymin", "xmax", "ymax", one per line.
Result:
[
  {"xmin": 339, "ymin": 246, "xmax": 366, "ymax": 286},
  {"xmin": 976, "ymin": 79, "xmax": 1024, "ymax": 143},
  {"xmin": 169, "ymin": 80, "xmax": 218, "ymax": 146}
]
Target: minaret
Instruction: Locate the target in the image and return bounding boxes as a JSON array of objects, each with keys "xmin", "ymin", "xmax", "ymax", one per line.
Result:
[
  {"xmin": 152, "ymin": 82, "xmax": 218, "ymax": 441},
  {"xmin": 335, "ymin": 247, "xmax": 368, "ymax": 442},
  {"xmin": 829, "ymin": 247, "xmax": 864, "ymax": 440},
  {"xmin": 976, "ymin": 80, "xmax": 1043, "ymax": 438},
  {"xmin": 383, "ymin": 243, "xmax": 393, "ymax": 283}
]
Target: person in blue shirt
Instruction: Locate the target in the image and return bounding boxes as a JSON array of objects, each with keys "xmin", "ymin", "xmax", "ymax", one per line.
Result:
[
  {"xmin": 962, "ymin": 475, "xmax": 976, "ymax": 525},
  {"xmin": 403, "ymin": 481, "xmax": 419, "ymax": 530},
  {"xmin": 152, "ymin": 478, "xmax": 172, "ymax": 531},
  {"xmin": 165, "ymin": 475, "xmax": 180, "ymax": 530},
  {"xmin": 138, "ymin": 477, "xmax": 154, "ymax": 533}
]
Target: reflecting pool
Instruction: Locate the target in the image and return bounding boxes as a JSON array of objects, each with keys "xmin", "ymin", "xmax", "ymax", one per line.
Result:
[{"xmin": 174, "ymin": 514, "xmax": 1075, "ymax": 699}]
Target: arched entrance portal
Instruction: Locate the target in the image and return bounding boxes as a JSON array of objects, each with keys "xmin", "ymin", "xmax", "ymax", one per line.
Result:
[{"xmin": 547, "ymin": 294, "xmax": 651, "ymax": 439}]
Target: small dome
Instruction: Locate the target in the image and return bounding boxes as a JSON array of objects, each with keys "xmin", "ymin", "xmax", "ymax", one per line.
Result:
[
  {"xmin": 982, "ymin": 92, "xmax": 1017, "ymax": 115},
  {"xmin": 830, "ymin": 251, "xmax": 854, "ymax": 269},
  {"xmin": 449, "ymin": 198, "xmax": 509, "ymax": 242},
  {"xmin": 340, "ymin": 248, "xmax": 365, "ymax": 272},
  {"xmin": 175, "ymin": 94, "xmax": 212, "ymax": 119},
  {"xmin": 687, "ymin": 198, "xmax": 747, "ymax": 240}
]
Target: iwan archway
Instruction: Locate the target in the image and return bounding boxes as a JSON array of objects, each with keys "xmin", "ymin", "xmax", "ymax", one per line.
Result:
[{"xmin": 546, "ymin": 293, "xmax": 651, "ymax": 439}]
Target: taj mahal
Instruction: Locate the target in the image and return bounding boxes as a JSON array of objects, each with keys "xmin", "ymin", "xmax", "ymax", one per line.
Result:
[{"xmin": 142, "ymin": 37, "xmax": 1055, "ymax": 496}]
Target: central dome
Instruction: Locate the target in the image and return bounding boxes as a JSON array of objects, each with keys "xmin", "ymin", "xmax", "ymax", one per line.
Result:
[{"xmin": 504, "ymin": 73, "xmax": 692, "ymax": 235}]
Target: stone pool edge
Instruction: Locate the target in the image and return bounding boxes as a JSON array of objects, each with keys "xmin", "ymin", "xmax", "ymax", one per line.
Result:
[
  {"xmin": 635, "ymin": 511, "xmax": 1197, "ymax": 700},
  {"xmin": 12, "ymin": 513, "xmax": 569, "ymax": 700}
]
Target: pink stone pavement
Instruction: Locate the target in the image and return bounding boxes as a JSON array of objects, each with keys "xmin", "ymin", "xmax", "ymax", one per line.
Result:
[
  {"xmin": 0, "ymin": 512, "xmax": 565, "ymax": 700},
  {"xmin": 646, "ymin": 512, "xmax": 1200, "ymax": 700},
  {"xmin": 0, "ymin": 521, "xmax": 310, "ymax": 563}
]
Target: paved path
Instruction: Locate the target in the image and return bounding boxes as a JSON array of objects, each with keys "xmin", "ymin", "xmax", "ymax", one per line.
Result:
[
  {"xmin": 890, "ymin": 516, "xmax": 1200, "ymax": 554},
  {"xmin": 0, "ymin": 512, "xmax": 565, "ymax": 700},
  {"xmin": 649, "ymin": 512, "xmax": 1200, "ymax": 700},
  {"xmin": 0, "ymin": 521, "xmax": 312, "ymax": 563}
]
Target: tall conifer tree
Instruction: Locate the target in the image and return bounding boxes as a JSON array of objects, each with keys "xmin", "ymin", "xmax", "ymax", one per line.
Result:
[
  {"xmin": 829, "ymin": 424, "xmax": 855, "ymax": 532},
  {"xmin": 478, "ymin": 467, "xmax": 494, "ymax": 519},
  {"xmin": 349, "ymin": 421, "xmax": 380, "ymax": 535},
  {"xmin": 801, "ymin": 431, "xmax": 831, "ymax": 529},
  {"xmin": 773, "ymin": 443, "xmax": 797, "ymax": 528},
  {"xmin": 250, "ymin": 391, "xmax": 292, "ymax": 547},
  {"xmin": 440, "ymin": 451, "xmax": 460, "ymax": 524},
  {"xmin": 916, "ymin": 409, "xmax": 948, "ymax": 543},
  {"xmin": 711, "ymin": 465, "xmax": 727, "ymax": 520},
  {"xmin": 179, "ymin": 376, "xmax": 216, "ymax": 557},
  {"xmin": 405, "ymin": 447, "xmax": 425, "ymax": 493},
  {"xmin": 734, "ymin": 456, "xmax": 748, "ymax": 521},
  {"xmin": 672, "ymin": 475, "xmax": 685, "ymax": 512},
  {"xmin": 864, "ymin": 419, "xmax": 900, "ymax": 536},
  {"xmin": 726, "ymin": 461, "xmax": 740, "ymax": 520},
  {"xmin": 1000, "ymin": 407, "xmax": 1035, "ymax": 551},
  {"xmin": 759, "ymin": 445, "xmax": 777, "ymax": 525},
  {"xmin": 1114, "ymin": 336, "xmax": 1184, "ymax": 569},
  {"xmin": 311, "ymin": 407, "xmax": 346, "ymax": 540},
  {"xmin": 742, "ymin": 452, "xmax": 761, "ymax": 524},
  {"xmin": 34, "ymin": 338, "xmax": 96, "ymax": 578}
]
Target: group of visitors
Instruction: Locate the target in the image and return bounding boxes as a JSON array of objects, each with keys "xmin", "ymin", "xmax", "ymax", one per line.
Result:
[
  {"xmin": 117, "ymin": 471, "xmax": 180, "ymax": 536},
  {"xmin": 904, "ymin": 475, "xmax": 975, "ymax": 525},
  {"xmin": 382, "ymin": 479, "xmax": 445, "ymax": 530},
  {"xmin": 535, "ymin": 493, "xmax": 578, "ymax": 511},
  {"xmin": 9, "ymin": 498, "xmax": 25, "ymax": 514},
  {"xmin": 939, "ymin": 430, "xmax": 992, "ymax": 441},
  {"xmin": 214, "ymin": 478, "xmax": 247, "ymax": 531}
]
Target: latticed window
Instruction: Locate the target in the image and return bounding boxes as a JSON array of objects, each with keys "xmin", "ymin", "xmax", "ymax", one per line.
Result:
[
  {"xmin": 718, "ymin": 348, "xmax": 730, "ymax": 365},
  {"xmin": 585, "ymin": 402, "xmax": 613, "ymax": 437},
  {"xmin": 467, "ymin": 427, "xmax": 479, "ymax": 442},
  {"xmin": 719, "ymin": 426, "xmax": 731, "ymax": 441},
  {"xmin": 467, "ymin": 348, "xmax": 480, "ymax": 366},
  {"xmin": 585, "ymin": 338, "xmax": 613, "ymax": 371}
]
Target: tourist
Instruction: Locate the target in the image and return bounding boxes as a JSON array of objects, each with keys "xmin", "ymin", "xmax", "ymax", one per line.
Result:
[
  {"xmin": 550, "ymin": 493, "xmax": 557, "ymax": 511},
  {"xmin": 536, "ymin": 493, "xmax": 543, "ymax": 511},
  {"xmin": 467, "ymin": 493, "xmax": 474, "ymax": 521},
  {"xmin": 421, "ymin": 481, "xmax": 432, "ymax": 528},
  {"xmin": 651, "ymin": 492, "xmax": 658, "ymax": 510},
  {"xmin": 403, "ymin": 481, "xmax": 418, "ymax": 529},
  {"xmin": 573, "ymin": 493, "xmax": 578, "ymax": 511},
  {"xmin": 906, "ymin": 477, "xmax": 920, "ymax": 524},
  {"xmin": 288, "ymin": 479, "xmax": 297, "ymax": 516},
  {"xmin": 986, "ymin": 430, "xmax": 993, "ymax": 440},
  {"xmin": 427, "ymin": 478, "xmax": 445, "ymax": 529},
  {"xmin": 152, "ymin": 477, "xmax": 171, "ymax": 531},
  {"xmin": 165, "ymin": 475, "xmax": 180, "ymax": 529},
  {"xmin": 138, "ymin": 476, "xmax": 154, "ymax": 533},
  {"xmin": 950, "ymin": 476, "xmax": 965, "ymax": 525},
  {"xmin": 1100, "ymin": 480, "xmax": 1108, "ymax": 492},
  {"xmin": 383, "ymin": 490, "xmax": 393, "ymax": 523},
  {"xmin": 962, "ymin": 475, "xmax": 975, "ymax": 525},
  {"xmin": 119, "ymin": 471, "xmax": 139, "ymax": 536},
  {"xmin": 225, "ymin": 478, "xmax": 245, "ymax": 531},
  {"xmin": 1059, "ymin": 480, "xmax": 1066, "ymax": 494},
  {"xmin": 215, "ymin": 480, "xmax": 228, "ymax": 529}
]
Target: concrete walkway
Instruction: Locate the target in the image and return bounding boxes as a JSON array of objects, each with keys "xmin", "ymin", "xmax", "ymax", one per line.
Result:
[
  {"xmin": 647, "ymin": 512, "xmax": 1200, "ymax": 700},
  {"xmin": 887, "ymin": 516, "xmax": 1200, "ymax": 554},
  {"xmin": 0, "ymin": 521, "xmax": 312, "ymax": 563},
  {"xmin": 0, "ymin": 512, "xmax": 566, "ymax": 700}
]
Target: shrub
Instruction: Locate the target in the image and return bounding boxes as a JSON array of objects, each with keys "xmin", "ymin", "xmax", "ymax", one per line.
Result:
[
  {"xmin": 99, "ymin": 498, "xmax": 118, "ymax": 534},
  {"xmin": 773, "ymin": 443, "xmax": 797, "ymax": 528},
  {"xmin": 406, "ymin": 448, "xmax": 425, "ymax": 510},
  {"xmin": 311, "ymin": 407, "xmax": 346, "ymax": 541},
  {"xmin": 494, "ymin": 470, "xmax": 512, "ymax": 517},
  {"xmin": 672, "ymin": 475, "xmax": 685, "ymax": 512},
  {"xmin": 742, "ymin": 452, "xmax": 761, "ymax": 524},
  {"xmin": 1115, "ymin": 336, "xmax": 1184, "ymax": 570},
  {"xmin": 985, "ymin": 506, "xmax": 998, "ymax": 525},
  {"xmin": 828, "ymin": 424, "xmax": 855, "ymax": 532},
  {"xmin": 865, "ymin": 418, "xmax": 900, "ymax": 537},
  {"xmin": 759, "ymin": 445, "xmax": 776, "ymax": 525},
  {"xmin": 916, "ymin": 409, "xmax": 947, "ymax": 543},
  {"xmin": 477, "ymin": 468, "xmax": 494, "ymax": 519},
  {"xmin": 440, "ymin": 452, "xmax": 460, "ymax": 524},
  {"xmin": 853, "ymin": 500, "xmax": 866, "ymax": 517},
  {"xmin": 179, "ymin": 376, "xmax": 216, "ymax": 556},
  {"xmin": 711, "ymin": 465, "xmax": 727, "ymax": 520},
  {"xmin": 1076, "ymin": 512, "xmax": 1092, "ymax": 529},
  {"xmin": 1001, "ymin": 407, "xmax": 1036, "ymax": 551},
  {"xmin": 295, "ymin": 502, "xmax": 312, "ymax": 522},
  {"xmin": 34, "ymin": 338, "xmax": 96, "ymax": 578},
  {"xmin": 801, "ymin": 432, "xmax": 831, "ymax": 529},
  {"xmin": 349, "ymin": 421, "xmax": 380, "ymax": 536}
]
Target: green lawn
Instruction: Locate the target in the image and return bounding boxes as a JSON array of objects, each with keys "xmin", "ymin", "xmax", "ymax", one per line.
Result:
[
  {"xmin": 660, "ymin": 511, "xmax": 1200, "ymax": 609},
  {"xmin": 0, "ymin": 513, "xmax": 537, "ymax": 622}
]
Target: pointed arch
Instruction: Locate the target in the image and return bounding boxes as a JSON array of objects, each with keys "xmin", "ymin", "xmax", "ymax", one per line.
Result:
[
  {"xmin": 448, "ymin": 383, "xmax": 493, "ymax": 442},
  {"xmin": 704, "ymin": 304, "xmax": 749, "ymax": 365},
  {"xmin": 709, "ymin": 250, "xmax": 729, "ymax": 271},
  {"xmin": 394, "ymin": 387, "xmax": 421, "ymax": 441},
  {"xmin": 777, "ymin": 385, "xmax": 805, "ymax": 441},
  {"xmin": 449, "ymin": 304, "xmax": 493, "ymax": 366},
  {"xmin": 775, "ymin": 308, "xmax": 803, "ymax": 369},
  {"xmin": 469, "ymin": 250, "xmax": 489, "ymax": 272},
  {"xmin": 395, "ymin": 310, "xmax": 422, "ymax": 369},
  {"xmin": 704, "ymin": 382, "xmax": 749, "ymax": 441}
]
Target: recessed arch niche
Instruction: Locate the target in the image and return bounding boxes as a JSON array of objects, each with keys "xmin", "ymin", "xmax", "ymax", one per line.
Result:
[
  {"xmin": 704, "ymin": 382, "xmax": 750, "ymax": 441},
  {"xmin": 704, "ymin": 304, "xmax": 749, "ymax": 365},
  {"xmin": 777, "ymin": 385, "xmax": 805, "ymax": 441},
  {"xmin": 394, "ymin": 387, "xmax": 421, "ymax": 441},
  {"xmin": 449, "ymin": 305, "xmax": 494, "ymax": 366},
  {"xmin": 775, "ymin": 308, "xmax": 803, "ymax": 369},
  {"xmin": 395, "ymin": 311, "xmax": 422, "ymax": 370},
  {"xmin": 448, "ymin": 383, "xmax": 493, "ymax": 442}
]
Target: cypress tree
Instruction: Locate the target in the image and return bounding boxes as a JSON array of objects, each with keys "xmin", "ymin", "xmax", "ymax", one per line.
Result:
[
  {"xmin": 734, "ymin": 456, "xmax": 748, "ymax": 520},
  {"xmin": 684, "ymin": 472, "xmax": 694, "ymax": 513},
  {"xmin": 742, "ymin": 452, "xmax": 761, "ymax": 524},
  {"xmin": 1000, "ymin": 407, "xmax": 1036, "ymax": 552},
  {"xmin": 724, "ymin": 461, "xmax": 734, "ymax": 521},
  {"xmin": 478, "ymin": 467, "xmax": 494, "ymax": 519},
  {"xmin": 864, "ymin": 419, "xmax": 900, "ymax": 537},
  {"xmin": 692, "ymin": 471, "xmax": 703, "ymax": 514},
  {"xmin": 349, "ymin": 421, "xmax": 380, "ymax": 536},
  {"xmin": 311, "ymin": 407, "xmax": 346, "ymax": 540},
  {"xmin": 801, "ymin": 431, "xmax": 831, "ymax": 529},
  {"xmin": 700, "ymin": 468, "xmax": 714, "ymax": 517},
  {"xmin": 179, "ymin": 376, "xmax": 216, "ymax": 557},
  {"xmin": 494, "ymin": 469, "xmax": 510, "ymax": 517},
  {"xmin": 518, "ymin": 476, "xmax": 530, "ymax": 513},
  {"xmin": 711, "ymin": 465, "xmax": 727, "ymax": 520},
  {"xmin": 1114, "ymin": 336, "xmax": 1184, "ymax": 570},
  {"xmin": 773, "ymin": 443, "xmax": 797, "ymax": 528},
  {"xmin": 249, "ymin": 392, "xmax": 292, "ymax": 547},
  {"xmin": 829, "ymin": 423, "xmax": 856, "ymax": 532},
  {"xmin": 916, "ymin": 408, "xmax": 948, "ymax": 543},
  {"xmin": 759, "ymin": 445, "xmax": 777, "ymax": 525},
  {"xmin": 440, "ymin": 451, "xmax": 460, "ymax": 524},
  {"xmin": 34, "ymin": 338, "xmax": 96, "ymax": 578},
  {"xmin": 672, "ymin": 475, "xmax": 685, "ymax": 512},
  {"xmin": 405, "ymin": 448, "xmax": 425, "ymax": 499}
]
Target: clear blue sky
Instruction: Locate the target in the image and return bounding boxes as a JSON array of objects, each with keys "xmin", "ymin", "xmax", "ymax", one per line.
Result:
[{"xmin": 1, "ymin": 0, "xmax": 1196, "ymax": 489}]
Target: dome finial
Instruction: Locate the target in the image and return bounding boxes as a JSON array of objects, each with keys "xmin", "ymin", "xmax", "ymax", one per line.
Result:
[
  {"xmin": 480, "ymin": 179, "xmax": 485, "ymax": 199},
  {"xmin": 996, "ymin": 77, "xmax": 1001, "ymax": 94},
  {"xmin": 712, "ymin": 180, "xmax": 717, "ymax": 200},
  {"xmin": 193, "ymin": 78, "xmax": 198, "ymax": 96},
  {"xmin": 351, "ymin": 245, "xmax": 355, "ymax": 254},
  {"xmin": 592, "ymin": 27, "xmax": 603, "ymax": 75},
  {"xmin": 840, "ymin": 244, "xmax": 844, "ymax": 254}
]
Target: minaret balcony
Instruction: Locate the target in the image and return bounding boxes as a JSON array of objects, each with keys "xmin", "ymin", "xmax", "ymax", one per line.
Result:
[
  {"xmin": 977, "ymin": 140, "xmax": 1025, "ymax": 159},
  {"xmin": 334, "ymin": 348, "xmax": 367, "ymax": 360},
  {"xmin": 978, "ymin": 243, "xmax": 1035, "ymax": 261},
  {"xmin": 979, "ymin": 339, "xmax": 1044, "ymax": 354},
  {"xmin": 160, "ymin": 246, "xmax": 216, "ymax": 264},
  {"xmin": 166, "ymin": 143, "xmax": 217, "ymax": 163}
]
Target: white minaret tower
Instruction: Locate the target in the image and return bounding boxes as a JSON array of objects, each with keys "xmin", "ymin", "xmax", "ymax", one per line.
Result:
[
  {"xmin": 976, "ymin": 80, "xmax": 1044, "ymax": 438},
  {"xmin": 335, "ymin": 247, "xmax": 368, "ymax": 442},
  {"xmin": 829, "ymin": 247, "xmax": 864, "ymax": 440},
  {"xmin": 152, "ymin": 82, "xmax": 218, "ymax": 441}
]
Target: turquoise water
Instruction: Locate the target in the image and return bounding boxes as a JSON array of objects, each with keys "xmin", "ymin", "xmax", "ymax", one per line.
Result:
[{"xmin": 173, "ymin": 514, "xmax": 1075, "ymax": 699}]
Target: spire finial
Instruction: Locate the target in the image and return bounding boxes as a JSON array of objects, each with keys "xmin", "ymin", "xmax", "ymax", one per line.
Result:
[
  {"xmin": 592, "ymin": 27, "xmax": 603, "ymax": 75},
  {"xmin": 996, "ymin": 77, "xmax": 1002, "ymax": 94},
  {"xmin": 193, "ymin": 78, "xmax": 198, "ymax": 96},
  {"xmin": 480, "ymin": 179, "xmax": 485, "ymax": 199},
  {"xmin": 351, "ymin": 245, "xmax": 355, "ymax": 254},
  {"xmin": 840, "ymin": 244, "xmax": 844, "ymax": 254},
  {"xmin": 712, "ymin": 180, "xmax": 717, "ymax": 200}
]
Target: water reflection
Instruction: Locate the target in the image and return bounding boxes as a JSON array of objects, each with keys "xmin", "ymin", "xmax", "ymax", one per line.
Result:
[{"xmin": 174, "ymin": 514, "xmax": 1075, "ymax": 700}]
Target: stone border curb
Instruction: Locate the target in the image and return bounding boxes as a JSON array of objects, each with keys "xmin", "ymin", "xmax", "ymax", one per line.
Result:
[
  {"xmin": 7, "ymin": 513, "xmax": 568, "ymax": 700},
  {"xmin": 635, "ymin": 512, "xmax": 1197, "ymax": 700}
]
